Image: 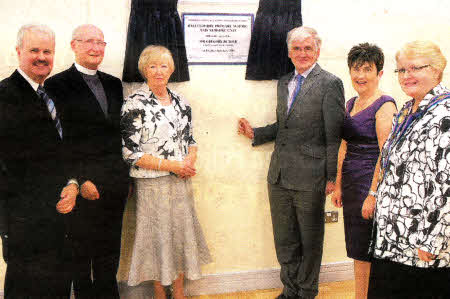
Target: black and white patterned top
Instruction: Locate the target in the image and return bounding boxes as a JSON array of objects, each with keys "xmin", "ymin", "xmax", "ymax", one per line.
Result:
[
  {"xmin": 120, "ymin": 86, "xmax": 196, "ymax": 178},
  {"xmin": 372, "ymin": 83, "xmax": 450, "ymax": 268}
]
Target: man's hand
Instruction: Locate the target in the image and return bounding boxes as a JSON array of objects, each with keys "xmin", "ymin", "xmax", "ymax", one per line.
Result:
[
  {"xmin": 361, "ymin": 195, "xmax": 376, "ymax": 220},
  {"xmin": 325, "ymin": 181, "xmax": 335, "ymax": 196},
  {"xmin": 80, "ymin": 180, "xmax": 100, "ymax": 200},
  {"xmin": 418, "ymin": 248, "xmax": 436, "ymax": 262},
  {"xmin": 331, "ymin": 188, "xmax": 342, "ymax": 208},
  {"xmin": 238, "ymin": 118, "xmax": 254, "ymax": 139},
  {"xmin": 57, "ymin": 183, "xmax": 78, "ymax": 214}
]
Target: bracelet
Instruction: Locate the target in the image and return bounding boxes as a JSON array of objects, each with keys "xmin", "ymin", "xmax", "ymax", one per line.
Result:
[
  {"xmin": 368, "ymin": 190, "xmax": 377, "ymax": 197},
  {"xmin": 157, "ymin": 158, "xmax": 162, "ymax": 170}
]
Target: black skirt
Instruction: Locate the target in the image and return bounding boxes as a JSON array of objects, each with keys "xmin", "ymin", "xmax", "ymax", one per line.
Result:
[
  {"xmin": 368, "ymin": 258, "xmax": 450, "ymax": 299},
  {"xmin": 245, "ymin": 0, "xmax": 302, "ymax": 80},
  {"xmin": 122, "ymin": 0, "xmax": 189, "ymax": 83}
]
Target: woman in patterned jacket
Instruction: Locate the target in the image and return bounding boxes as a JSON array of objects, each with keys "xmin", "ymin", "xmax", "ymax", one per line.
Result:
[
  {"xmin": 120, "ymin": 45, "xmax": 211, "ymax": 299},
  {"xmin": 368, "ymin": 41, "xmax": 449, "ymax": 298}
]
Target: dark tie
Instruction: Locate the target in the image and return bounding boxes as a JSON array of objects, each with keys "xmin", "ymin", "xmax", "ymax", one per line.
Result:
[
  {"xmin": 288, "ymin": 74, "xmax": 304, "ymax": 113},
  {"xmin": 37, "ymin": 85, "xmax": 63, "ymax": 139}
]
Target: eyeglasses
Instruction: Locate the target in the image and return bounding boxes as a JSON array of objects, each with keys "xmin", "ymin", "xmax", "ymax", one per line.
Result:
[
  {"xmin": 394, "ymin": 64, "xmax": 430, "ymax": 75},
  {"xmin": 75, "ymin": 39, "xmax": 107, "ymax": 48},
  {"xmin": 290, "ymin": 46, "xmax": 316, "ymax": 54}
]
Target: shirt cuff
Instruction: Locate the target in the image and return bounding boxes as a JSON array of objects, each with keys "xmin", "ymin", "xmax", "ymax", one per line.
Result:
[{"xmin": 66, "ymin": 178, "xmax": 79, "ymax": 188}]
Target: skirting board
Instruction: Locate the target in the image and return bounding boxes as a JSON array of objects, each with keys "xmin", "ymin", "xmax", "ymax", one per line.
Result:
[
  {"xmin": 0, "ymin": 262, "xmax": 353, "ymax": 298},
  {"xmin": 184, "ymin": 261, "xmax": 353, "ymax": 295}
]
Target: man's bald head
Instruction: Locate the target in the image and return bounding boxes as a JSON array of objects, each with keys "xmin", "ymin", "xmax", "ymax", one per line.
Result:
[
  {"xmin": 70, "ymin": 24, "xmax": 106, "ymax": 70},
  {"xmin": 72, "ymin": 24, "xmax": 104, "ymax": 41}
]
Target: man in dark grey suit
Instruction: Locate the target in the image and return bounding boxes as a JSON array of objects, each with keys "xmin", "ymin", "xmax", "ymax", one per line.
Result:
[{"xmin": 238, "ymin": 26, "xmax": 345, "ymax": 299}]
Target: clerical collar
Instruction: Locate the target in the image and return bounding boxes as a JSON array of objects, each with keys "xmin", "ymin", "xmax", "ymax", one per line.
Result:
[
  {"xmin": 75, "ymin": 63, "xmax": 97, "ymax": 75},
  {"xmin": 295, "ymin": 63, "xmax": 316, "ymax": 79},
  {"xmin": 17, "ymin": 68, "xmax": 39, "ymax": 91}
]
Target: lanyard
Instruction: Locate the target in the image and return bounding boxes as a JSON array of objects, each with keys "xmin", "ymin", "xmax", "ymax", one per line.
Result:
[{"xmin": 380, "ymin": 93, "xmax": 450, "ymax": 174}]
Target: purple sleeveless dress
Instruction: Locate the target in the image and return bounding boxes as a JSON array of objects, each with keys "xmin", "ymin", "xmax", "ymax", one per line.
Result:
[{"xmin": 341, "ymin": 95, "xmax": 395, "ymax": 261}]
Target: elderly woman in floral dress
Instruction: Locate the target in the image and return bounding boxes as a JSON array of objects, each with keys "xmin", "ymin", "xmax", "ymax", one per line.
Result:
[{"xmin": 121, "ymin": 45, "xmax": 211, "ymax": 299}]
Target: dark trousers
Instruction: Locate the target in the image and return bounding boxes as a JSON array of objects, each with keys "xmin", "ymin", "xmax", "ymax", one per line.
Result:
[
  {"xmin": 4, "ymin": 250, "xmax": 71, "ymax": 298},
  {"xmin": 72, "ymin": 235, "xmax": 122, "ymax": 299},
  {"xmin": 268, "ymin": 183, "xmax": 326, "ymax": 299},
  {"xmin": 368, "ymin": 258, "xmax": 450, "ymax": 299},
  {"xmin": 69, "ymin": 193, "xmax": 126, "ymax": 299}
]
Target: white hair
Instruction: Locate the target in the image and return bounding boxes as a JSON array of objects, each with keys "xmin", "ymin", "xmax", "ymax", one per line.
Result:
[
  {"xmin": 286, "ymin": 26, "xmax": 322, "ymax": 51},
  {"xmin": 71, "ymin": 24, "xmax": 103, "ymax": 40},
  {"xmin": 17, "ymin": 24, "xmax": 55, "ymax": 48}
]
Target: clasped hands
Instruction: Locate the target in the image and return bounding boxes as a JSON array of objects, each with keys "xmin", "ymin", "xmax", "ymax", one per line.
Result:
[
  {"xmin": 56, "ymin": 180, "xmax": 99, "ymax": 214},
  {"xmin": 174, "ymin": 153, "xmax": 196, "ymax": 179}
]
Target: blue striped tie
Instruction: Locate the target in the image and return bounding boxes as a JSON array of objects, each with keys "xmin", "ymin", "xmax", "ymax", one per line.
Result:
[
  {"xmin": 37, "ymin": 85, "xmax": 63, "ymax": 139},
  {"xmin": 288, "ymin": 74, "xmax": 304, "ymax": 113}
]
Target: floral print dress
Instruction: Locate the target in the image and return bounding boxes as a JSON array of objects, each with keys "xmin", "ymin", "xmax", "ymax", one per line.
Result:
[{"xmin": 120, "ymin": 86, "xmax": 211, "ymax": 286}]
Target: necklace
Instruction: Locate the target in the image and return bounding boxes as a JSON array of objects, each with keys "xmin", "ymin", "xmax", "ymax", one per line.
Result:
[
  {"xmin": 155, "ymin": 93, "xmax": 171, "ymax": 105},
  {"xmin": 156, "ymin": 94, "xmax": 169, "ymax": 100},
  {"xmin": 150, "ymin": 86, "xmax": 170, "ymax": 102},
  {"xmin": 350, "ymin": 91, "xmax": 382, "ymax": 116}
]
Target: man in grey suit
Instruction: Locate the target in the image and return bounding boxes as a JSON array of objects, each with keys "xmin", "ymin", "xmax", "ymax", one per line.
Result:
[{"xmin": 238, "ymin": 26, "xmax": 345, "ymax": 299}]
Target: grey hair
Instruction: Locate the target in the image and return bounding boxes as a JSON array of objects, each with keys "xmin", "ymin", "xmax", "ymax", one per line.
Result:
[
  {"xmin": 17, "ymin": 24, "xmax": 55, "ymax": 48},
  {"xmin": 286, "ymin": 26, "xmax": 322, "ymax": 51}
]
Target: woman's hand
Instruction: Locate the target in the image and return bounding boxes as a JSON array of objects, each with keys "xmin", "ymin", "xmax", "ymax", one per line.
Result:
[
  {"xmin": 331, "ymin": 188, "xmax": 343, "ymax": 208},
  {"xmin": 361, "ymin": 195, "xmax": 376, "ymax": 219},
  {"xmin": 417, "ymin": 248, "xmax": 436, "ymax": 262},
  {"xmin": 172, "ymin": 160, "xmax": 196, "ymax": 178},
  {"xmin": 184, "ymin": 150, "xmax": 197, "ymax": 168}
]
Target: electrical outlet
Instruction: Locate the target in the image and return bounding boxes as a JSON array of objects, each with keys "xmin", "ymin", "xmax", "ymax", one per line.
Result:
[{"xmin": 325, "ymin": 211, "xmax": 339, "ymax": 223}]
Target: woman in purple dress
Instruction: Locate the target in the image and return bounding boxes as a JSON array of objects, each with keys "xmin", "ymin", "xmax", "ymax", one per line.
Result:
[{"xmin": 331, "ymin": 43, "xmax": 397, "ymax": 299}]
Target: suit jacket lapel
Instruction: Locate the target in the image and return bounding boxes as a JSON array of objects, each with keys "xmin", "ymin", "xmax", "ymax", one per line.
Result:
[
  {"xmin": 12, "ymin": 70, "xmax": 60, "ymax": 137},
  {"xmin": 279, "ymin": 72, "xmax": 293, "ymax": 120},
  {"xmin": 12, "ymin": 70, "xmax": 50, "ymax": 117},
  {"xmin": 287, "ymin": 64, "xmax": 322, "ymax": 118},
  {"xmin": 11, "ymin": 70, "xmax": 40, "ymax": 102}
]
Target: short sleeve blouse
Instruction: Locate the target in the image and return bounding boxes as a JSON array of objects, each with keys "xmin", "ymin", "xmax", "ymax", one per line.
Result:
[{"xmin": 121, "ymin": 86, "xmax": 196, "ymax": 178}]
